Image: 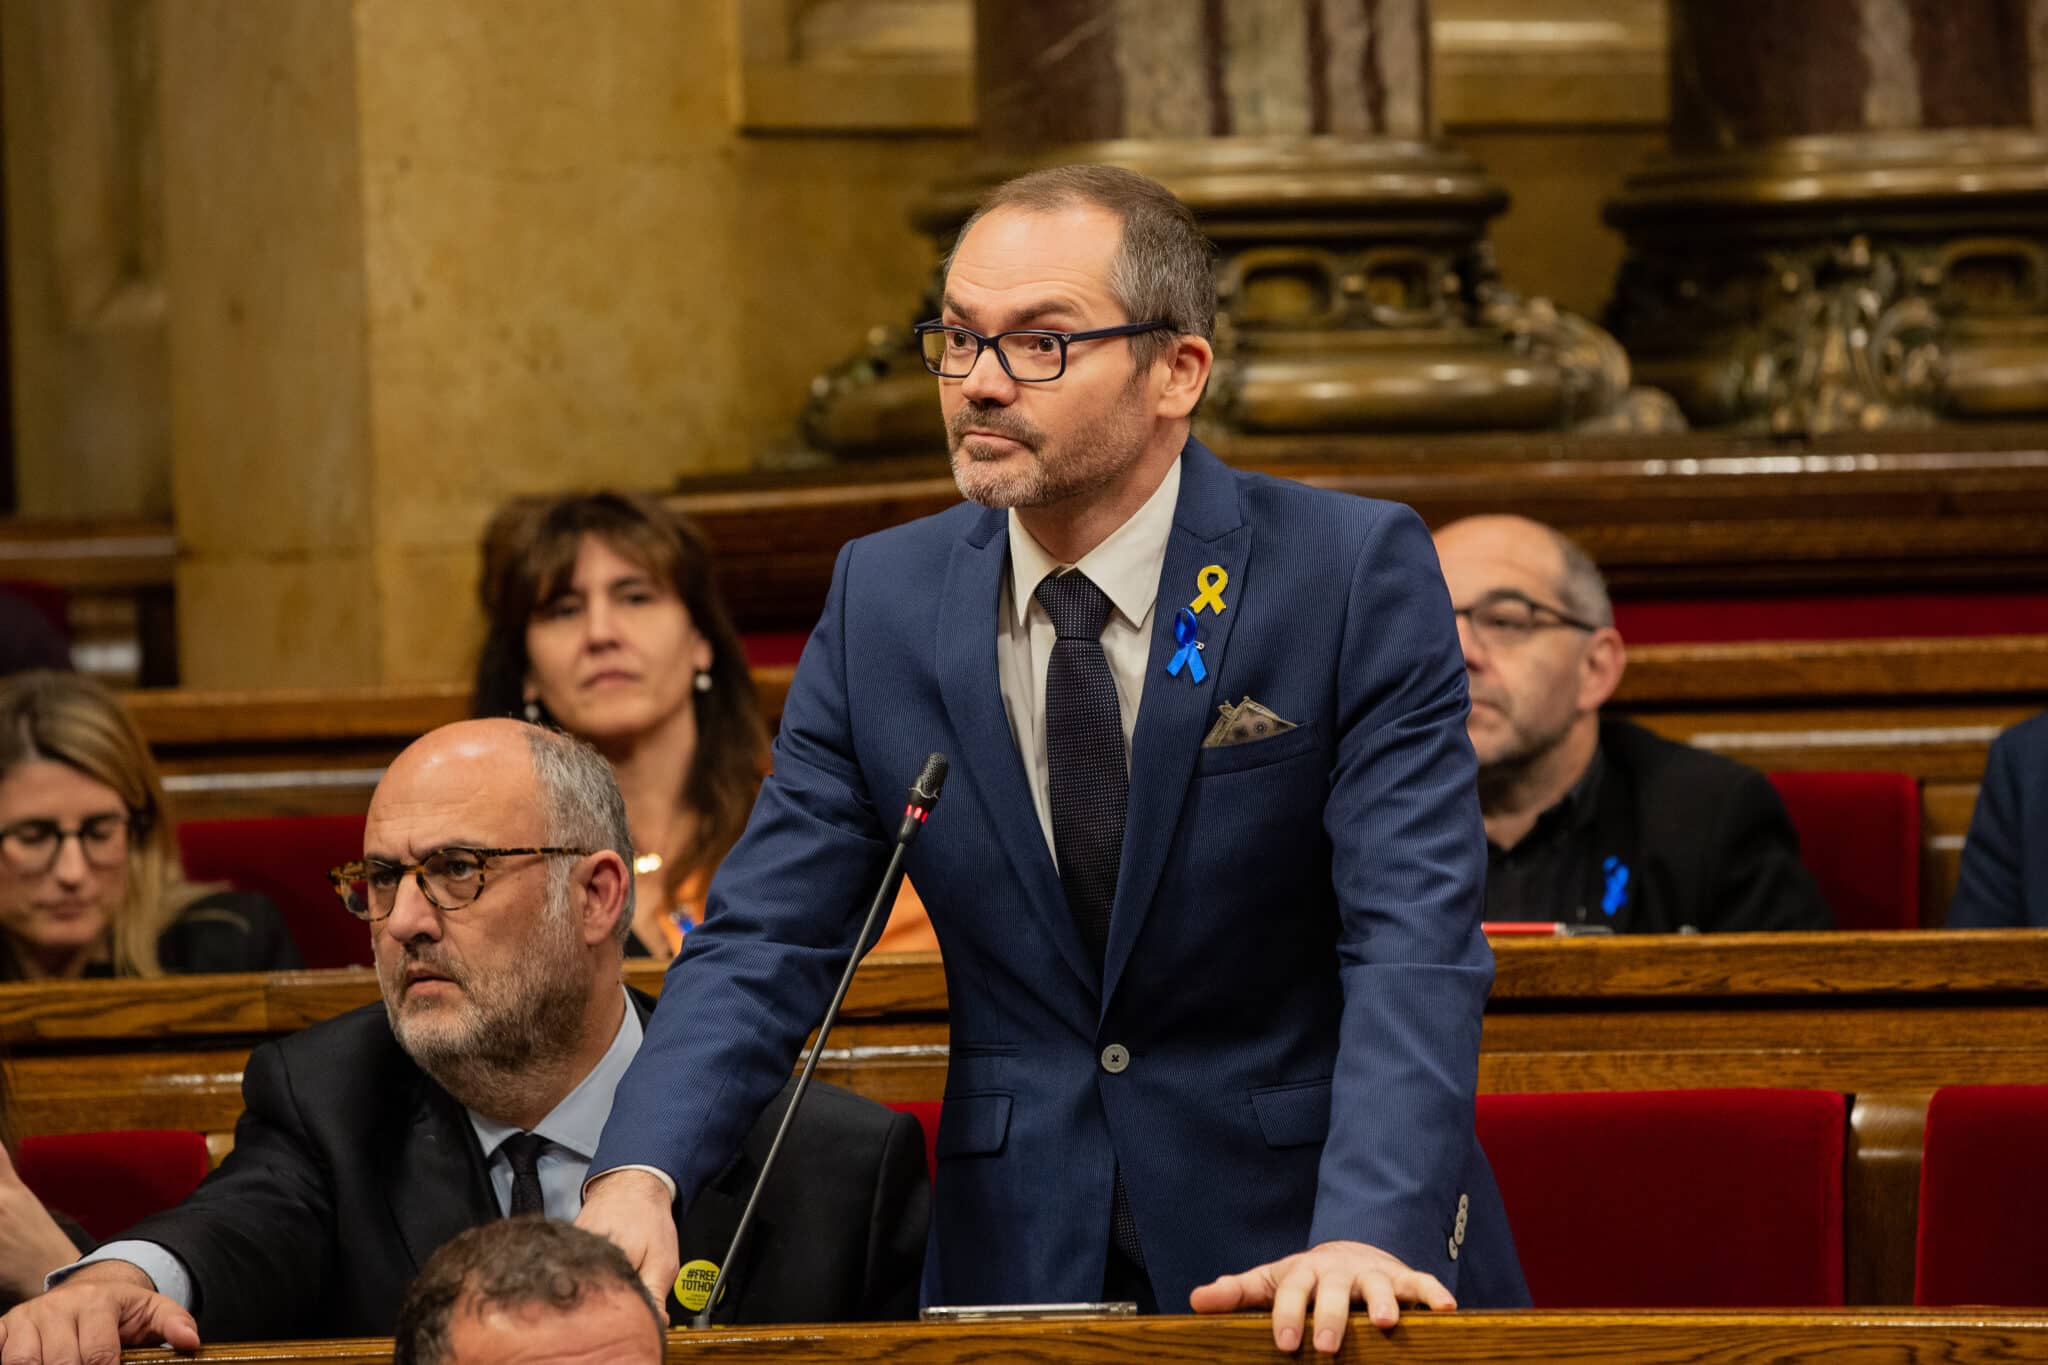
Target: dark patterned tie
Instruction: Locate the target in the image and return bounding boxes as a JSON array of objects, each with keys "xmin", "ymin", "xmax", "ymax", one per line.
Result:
[
  {"xmin": 499, "ymin": 1132, "xmax": 547, "ymax": 1217},
  {"xmin": 1035, "ymin": 570, "xmax": 1127, "ymax": 963},
  {"xmin": 1033, "ymin": 569, "xmax": 1146, "ymax": 1274}
]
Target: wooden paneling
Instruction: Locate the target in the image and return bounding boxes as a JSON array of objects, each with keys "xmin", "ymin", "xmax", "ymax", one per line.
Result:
[
  {"xmin": 668, "ymin": 434, "xmax": 2048, "ymax": 632},
  {"xmin": 119, "ymin": 633, "xmax": 2043, "ymax": 827},
  {"xmin": 10, "ymin": 934, "xmax": 2047, "ymax": 1137},
  {"xmin": 111, "ymin": 1309, "xmax": 2048, "ymax": 1363}
]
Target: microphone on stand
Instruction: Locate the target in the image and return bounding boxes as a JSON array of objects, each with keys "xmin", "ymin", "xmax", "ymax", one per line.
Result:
[{"xmin": 689, "ymin": 753, "xmax": 949, "ymax": 1329}]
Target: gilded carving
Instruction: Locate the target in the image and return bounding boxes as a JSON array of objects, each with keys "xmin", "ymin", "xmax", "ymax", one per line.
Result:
[{"xmin": 1608, "ymin": 133, "xmax": 2048, "ymax": 432}]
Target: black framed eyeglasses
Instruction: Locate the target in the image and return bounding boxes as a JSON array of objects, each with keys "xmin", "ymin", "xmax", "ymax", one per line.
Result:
[
  {"xmin": 328, "ymin": 846, "xmax": 594, "ymax": 921},
  {"xmin": 0, "ymin": 814, "xmax": 136, "ymax": 877},
  {"xmin": 1452, "ymin": 590, "xmax": 1603, "ymax": 653},
  {"xmin": 911, "ymin": 319, "xmax": 1171, "ymax": 382}
]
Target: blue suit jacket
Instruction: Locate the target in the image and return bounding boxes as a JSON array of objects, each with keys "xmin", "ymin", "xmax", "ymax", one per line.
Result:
[
  {"xmin": 593, "ymin": 438, "xmax": 1527, "ymax": 1311},
  {"xmin": 1949, "ymin": 709, "xmax": 2048, "ymax": 928}
]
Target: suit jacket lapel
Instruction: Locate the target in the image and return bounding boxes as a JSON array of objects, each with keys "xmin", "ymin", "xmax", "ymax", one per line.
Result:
[
  {"xmin": 386, "ymin": 1067, "xmax": 496, "ymax": 1274},
  {"xmin": 937, "ymin": 508, "xmax": 1098, "ymax": 993},
  {"xmin": 1105, "ymin": 441, "xmax": 1249, "ymax": 1004}
]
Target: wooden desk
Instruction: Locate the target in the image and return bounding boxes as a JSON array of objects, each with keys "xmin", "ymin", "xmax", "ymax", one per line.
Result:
[
  {"xmin": 1611, "ymin": 634, "xmax": 2048, "ymax": 922},
  {"xmin": 7, "ymin": 934, "xmax": 2042, "ymax": 1305},
  {"xmin": 115, "ymin": 1309, "xmax": 2048, "ymax": 1363}
]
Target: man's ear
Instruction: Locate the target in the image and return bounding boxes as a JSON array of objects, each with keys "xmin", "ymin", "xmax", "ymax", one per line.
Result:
[
  {"xmin": 575, "ymin": 850, "xmax": 632, "ymax": 947},
  {"xmin": 1153, "ymin": 334, "xmax": 1214, "ymax": 421},
  {"xmin": 1578, "ymin": 628, "xmax": 1627, "ymax": 713}
]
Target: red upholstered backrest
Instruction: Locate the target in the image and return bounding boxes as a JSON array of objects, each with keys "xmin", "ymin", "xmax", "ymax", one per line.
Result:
[
  {"xmin": 739, "ymin": 632, "xmax": 809, "ymax": 667},
  {"xmin": 885, "ymin": 1100, "xmax": 942, "ymax": 1181},
  {"xmin": 1476, "ymin": 1089, "xmax": 1845, "ymax": 1307},
  {"xmin": 1611, "ymin": 592, "xmax": 2048, "ymax": 644},
  {"xmin": 177, "ymin": 814, "xmax": 370, "ymax": 968},
  {"xmin": 0, "ymin": 580, "xmax": 70, "ymax": 636},
  {"xmin": 1915, "ymin": 1085, "xmax": 2048, "ymax": 1306},
  {"xmin": 16, "ymin": 1130, "xmax": 211, "ymax": 1243},
  {"xmin": 1765, "ymin": 771, "xmax": 1921, "ymax": 931}
]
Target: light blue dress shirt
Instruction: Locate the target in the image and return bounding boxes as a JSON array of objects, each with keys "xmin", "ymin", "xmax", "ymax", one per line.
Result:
[{"xmin": 58, "ymin": 990, "xmax": 645, "ymax": 1308}]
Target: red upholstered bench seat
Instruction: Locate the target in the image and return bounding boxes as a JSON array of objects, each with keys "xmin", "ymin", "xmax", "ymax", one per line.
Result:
[
  {"xmin": 1476, "ymin": 1089, "xmax": 1846, "ymax": 1308},
  {"xmin": 17, "ymin": 1130, "xmax": 211, "ymax": 1243},
  {"xmin": 178, "ymin": 814, "xmax": 371, "ymax": 968},
  {"xmin": 1916, "ymin": 1085, "xmax": 2048, "ymax": 1307}
]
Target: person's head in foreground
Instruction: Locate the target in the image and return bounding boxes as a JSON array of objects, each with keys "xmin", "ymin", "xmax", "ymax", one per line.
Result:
[
  {"xmin": 1430, "ymin": 515, "xmax": 1624, "ymax": 814},
  {"xmin": 339, "ymin": 718, "xmax": 634, "ymax": 1120},
  {"xmin": 473, "ymin": 491, "xmax": 765, "ymax": 955},
  {"xmin": 393, "ymin": 1217, "xmax": 663, "ymax": 1365},
  {"xmin": 922, "ymin": 163, "xmax": 1214, "ymax": 551},
  {"xmin": 0, "ymin": 670, "xmax": 196, "ymax": 979}
]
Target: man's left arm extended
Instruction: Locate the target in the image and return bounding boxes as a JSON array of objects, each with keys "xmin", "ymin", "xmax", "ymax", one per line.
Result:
[{"xmin": 1193, "ymin": 504, "xmax": 1492, "ymax": 1349}]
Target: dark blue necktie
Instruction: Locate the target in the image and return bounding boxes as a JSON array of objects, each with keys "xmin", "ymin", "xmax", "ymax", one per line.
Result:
[
  {"xmin": 1035, "ymin": 570, "xmax": 1127, "ymax": 963},
  {"xmin": 1034, "ymin": 569, "xmax": 1146, "ymax": 1274},
  {"xmin": 499, "ymin": 1132, "xmax": 546, "ymax": 1217}
]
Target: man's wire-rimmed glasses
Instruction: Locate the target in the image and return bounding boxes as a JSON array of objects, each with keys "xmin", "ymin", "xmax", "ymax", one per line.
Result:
[
  {"xmin": 1452, "ymin": 589, "xmax": 1603, "ymax": 653},
  {"xmin": 0, "ymin": 815, "xmax": 134, "ymax": 877},
  {"xmin": 911, "ymin": 319, "xmax": 1170, "ymax": 382},
  {"xmin": 328, "ymin": 846, "xmax": 594, "ymax": 921}
]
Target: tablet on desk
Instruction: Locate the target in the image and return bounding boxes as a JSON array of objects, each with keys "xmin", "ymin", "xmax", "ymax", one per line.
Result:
[{"xmin": 921, "ymin": 1302, "xmax": 1140, "ymax": 1323}]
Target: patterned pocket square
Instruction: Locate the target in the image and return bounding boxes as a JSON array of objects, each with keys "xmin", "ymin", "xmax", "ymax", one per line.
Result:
[{"xmin": 1202, "ymin": 696, "xmax": 1300, "ymax": 748}]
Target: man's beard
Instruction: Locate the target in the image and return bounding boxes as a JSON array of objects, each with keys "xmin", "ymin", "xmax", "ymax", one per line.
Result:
[
  {"xmin": 1471, "ymin": 691, "xmax": 1575, "ymax": 803},
  {"xmin": 946, "ymin": 374, "xmax": 1151, "ymax": 511},
  {"xmin": 379, "ymin": 874, "xmax": 588, "ymax": 1112}
]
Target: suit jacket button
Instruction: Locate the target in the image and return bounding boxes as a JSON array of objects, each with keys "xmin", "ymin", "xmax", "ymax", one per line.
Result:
[
  {"xmin": 1100, "ymin": 1044, "xmax": 1130, "ymax": 1074},
  {"xmin": 1447, "ymin": 1235, "xmax": 1459, "ymax": 1260}
]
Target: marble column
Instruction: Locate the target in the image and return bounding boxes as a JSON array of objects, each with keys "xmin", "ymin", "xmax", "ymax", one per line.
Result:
[{"xmin": 1606, "ymin": 0, "xmax": 2048, "ymax": 431}]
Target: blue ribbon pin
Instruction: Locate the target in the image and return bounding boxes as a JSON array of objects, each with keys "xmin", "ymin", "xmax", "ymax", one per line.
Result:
[
  {"xmin": 1601, "ymin": 856, "xmax": 1631, "ymax": 917},
  {"xmin": 1166, "ymin": 606, "xmax": 1207, "ymax": 683}
]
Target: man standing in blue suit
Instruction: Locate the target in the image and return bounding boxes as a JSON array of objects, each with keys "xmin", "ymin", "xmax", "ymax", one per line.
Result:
[{"xmin": 580, "ymin": 164, "xmax": 1527, "ymax": 1353}]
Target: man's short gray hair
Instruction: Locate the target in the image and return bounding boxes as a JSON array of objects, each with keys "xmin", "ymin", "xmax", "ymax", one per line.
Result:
[
  {"xmin": 523, "ymin": 725, "xmax": 635, "ymax": 944},
  {"xmin": 944, "ymin": 163, "xmax": 1217, "ymax": 378},
  {"xmin": 1549, "ymin": 527, "xmax": 1614, "ymax": 629},
  {"xmin": 393, "ymin": 1217, "xmax": 663, "ymax": 1365}
]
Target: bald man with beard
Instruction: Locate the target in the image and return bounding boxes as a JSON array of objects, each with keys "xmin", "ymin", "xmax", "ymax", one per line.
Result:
[
  {"xmin": 1432, "ymin": 515, "xmax": 1831, "ymax": 934},
  {"xmin": 0, "ymin": 720, "xmax": 926, "ymax": 1360}
]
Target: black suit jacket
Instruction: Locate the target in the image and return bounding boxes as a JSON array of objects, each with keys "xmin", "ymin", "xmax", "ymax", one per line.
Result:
[
  {"xmin": 1949, "ymin": 708, "xmax": 2048, "ymax": 928},
  {"xmin": 1590, "ymin": 718, "xmax": 1834, "ymax": 933},
  {"xmin": 118, "ymin": 992, "xmax": 927, "ymax": 1340},
  {"xmin": 0, "ymin": 892, "xmax": 303, "ymax": 984}
]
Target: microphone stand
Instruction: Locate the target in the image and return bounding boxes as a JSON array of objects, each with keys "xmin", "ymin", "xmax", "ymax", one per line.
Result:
[{"xmin": 690, "ymin": 754, "xmax": 948, "ymax": 1328}]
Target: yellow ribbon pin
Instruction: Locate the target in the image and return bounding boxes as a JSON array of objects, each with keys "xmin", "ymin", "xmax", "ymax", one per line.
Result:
[{"xmin": 1189, "ymin": 564, "xmax": 1229, "ymax": 615}]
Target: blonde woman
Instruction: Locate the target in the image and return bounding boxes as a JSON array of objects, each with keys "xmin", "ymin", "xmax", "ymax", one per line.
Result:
[{"xmin": 0, "ymin": 672, "xmax": 300, "ymax": 981}]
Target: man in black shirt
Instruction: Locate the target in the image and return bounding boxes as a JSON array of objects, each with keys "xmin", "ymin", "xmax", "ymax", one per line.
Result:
[{"xmin": 1432, "ymin": 515, "xmax": 1831, "ymax": 933}]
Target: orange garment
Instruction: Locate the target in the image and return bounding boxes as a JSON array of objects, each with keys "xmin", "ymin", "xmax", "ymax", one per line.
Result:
[{"xmin": 660, "ymin": 865, "xmax": 937, "ymax": 957}]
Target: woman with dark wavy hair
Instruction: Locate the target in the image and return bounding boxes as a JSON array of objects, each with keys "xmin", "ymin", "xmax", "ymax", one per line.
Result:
[{"xmin": 474, "ymin": 491, "xmax": 933, "ymax": 958}]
